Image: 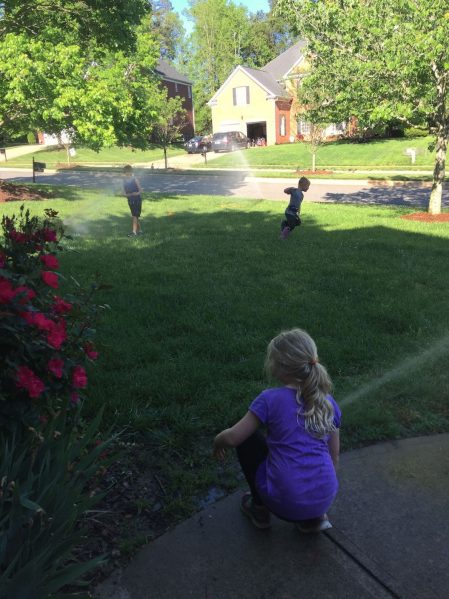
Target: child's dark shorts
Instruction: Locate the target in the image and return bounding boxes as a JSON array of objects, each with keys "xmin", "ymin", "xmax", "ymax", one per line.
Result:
[
  {"xmin": 128, "ymin": 196, "xmax": 142, "ymax": 217},
  {"xmin": 281, "ymin": 212, "xmax": 301, "ymax": 231}
]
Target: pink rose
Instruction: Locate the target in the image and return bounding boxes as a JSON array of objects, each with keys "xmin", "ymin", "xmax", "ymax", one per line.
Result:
[
  {"xmin": 84, "ymin": 342, "xmax": 99, "ymax": 360},
  {"xmin": 16, "ymin": 366, "xmax": 45, "ymax": 398},
  {"xmin": 70, "ymin": 392, "xmax": 81, "ymax": 406},
  {"xmin": 13, "ymin": 286, "xmax": 36, "ymax": 304},
  {"xmin": 47, "ymin": 319, "xmax": 67, "ymax": 349},
  {"xmin": 52, "ymin": 296, "xmax": 72, "ymax": 314},
  {"xmin": 40, "ymin": 254, "xmax": 59, "ymax": 270},
  {"xmin": 0, "ymin": 278, "xmax": 15, "ymax": 303},
  {"xmin": 41, "ymin": 271, "xmax": 58, "ymax": 288},
  {"xmin": 72, "ymin": 365, "xmax": 88, "ymax": 389},
  {"xmin": 42, "ymin": 228, "xmax": 57, "ymax": 242},
  {"xmin": 48, "ymin": 357, "xmax": 64, "ymax": 378}
]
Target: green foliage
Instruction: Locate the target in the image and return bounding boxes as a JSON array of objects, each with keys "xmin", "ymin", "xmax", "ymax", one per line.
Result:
[
  {"xmin": 0, "ymin": 206, "xmax": 111, "ymax": 597},
  {"xmin": 151, "ymin": 0, "xmax": 186, "ymax": 62},
  {"xmin": 276, "ymin": 0, "xmax": 449, "ymax": 212},
  {"xmin": 184, "ymin": 0, "xmax": 294, "ymax": 132},
  {"xmin": 0, "ymin": 1, "xmax": 162, "ymax": 150},
  {"xmin": 151, "ymin": 94, "xmax": 188, "ymax": 167},
  {"xmin": 0, "ymin": 410, "xmax": 110, "ymax": 599}
]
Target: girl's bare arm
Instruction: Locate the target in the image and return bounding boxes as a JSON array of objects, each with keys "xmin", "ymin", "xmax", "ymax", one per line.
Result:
[{"xmin": 213, "ymin": 411, "xmax": 261, "ymax": 459}]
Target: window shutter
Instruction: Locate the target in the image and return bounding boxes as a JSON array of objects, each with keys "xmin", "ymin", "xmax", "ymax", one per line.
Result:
[
  {"xmin": 233, "ymin": 88, "xmax": 237, "ymax": 105},
  {"xmin": 246, "ymin": 86, "xmax": 250, "ymax": 104}
]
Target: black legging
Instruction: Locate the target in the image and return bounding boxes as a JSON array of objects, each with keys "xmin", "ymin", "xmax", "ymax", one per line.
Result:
[
  {"xmin": 236, "ymin": 431, "xmax": 268, "ymax": 506},
  {"xmin": 236, "ymin": 433, "xmax": 325, "ymax": 526}
]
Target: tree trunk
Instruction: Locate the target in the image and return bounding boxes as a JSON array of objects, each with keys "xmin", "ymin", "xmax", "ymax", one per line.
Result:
[
  {"xmin": 164, "ymin": 147, "xmax": 168, "ymax": 169},
  {"xmin": 428, "ymin": 132, "xmax": 447, "ymax": 215},
  {"xmin": 429, "ymin": 65, "xmax": 447, "ymax": 214}
]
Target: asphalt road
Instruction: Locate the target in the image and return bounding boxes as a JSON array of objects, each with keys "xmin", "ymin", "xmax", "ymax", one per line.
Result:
[{"xmin": 1, "ymin": 168, "xmax": 447, "ymax": 209}]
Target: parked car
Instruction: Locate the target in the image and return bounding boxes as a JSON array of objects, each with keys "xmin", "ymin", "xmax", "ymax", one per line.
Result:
[
  {"xmin": 212, "ymin": 131, "xmax": 250, "ymax": 152},
  {"xmin": 184, "ymin": 135, "xmax": 212, "ymax": 154}
]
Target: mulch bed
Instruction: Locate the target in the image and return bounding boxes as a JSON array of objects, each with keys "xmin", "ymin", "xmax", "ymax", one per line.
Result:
[
  {"xmin": 0, "ymin": 182, "xmax": 53, "ymax": 203},
  {"xmin": 74, "ymin": 440, "xmax": 175, "ymax": 590},
  {"xmin": 401, "ymin": 212, "xmax": 449, "ymax": 222}
]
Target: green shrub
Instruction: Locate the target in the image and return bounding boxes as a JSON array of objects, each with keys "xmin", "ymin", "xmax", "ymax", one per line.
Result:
[
  {"xmin": 26, "ymin": 132, "xmax": 36, "ymax": 145},
  {"xmin": 0, "ymin": 206, "xmax": 110, "ymax": 598},
  {"xmin": 404, "ymin": 127, "xmax": 430, "ymax": 138}
]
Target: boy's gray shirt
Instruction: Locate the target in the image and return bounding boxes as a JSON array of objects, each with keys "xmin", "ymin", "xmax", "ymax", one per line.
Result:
[{"xmin": 285, "ymin": 188, "xmax": 304, "ymax": 215}]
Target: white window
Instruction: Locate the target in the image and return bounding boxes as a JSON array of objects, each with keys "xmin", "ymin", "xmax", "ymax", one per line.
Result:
[
  {"xmin": 175, "ymin": 82, "xmax": 179, "ymax": 93},
  {"xmin": 233, "ymin": 86, "xmax": 250, "ymax": 106},
  {"xmin": 297, "ymin": 120, "xmax": 311, "ymax": 135},
  {"xmin": 188, "ymin": 86, "xmax": 191, "ymax": 99},
  {"xmin": 280, "ymin": 115, "xmax": 286, "ymax": 136}
]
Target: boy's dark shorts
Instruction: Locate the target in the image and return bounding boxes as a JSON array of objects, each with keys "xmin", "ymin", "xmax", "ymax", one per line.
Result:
[
  {"xmin": 281, "ymin": 213, "xmax": 301, "ymax": 230},
  {"xmin": 128, "ymin": 197, "xmax": 142, "ymax": 217}
]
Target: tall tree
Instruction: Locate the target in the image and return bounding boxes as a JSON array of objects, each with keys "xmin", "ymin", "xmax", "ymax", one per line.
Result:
[
  {"xmin": 151, "ymin": 0, "xmax": 186, "ymax": 61},
  {"xmin": 0, "ymin": 1, "xmax": 163, "ymax": 151},
  {"xmin": 276, "ymin": 0, "xmax": 449, "ymax": 214},
  {"xmin": 185, "ymin": 0, "xmax": 250, "ymax": 132}
]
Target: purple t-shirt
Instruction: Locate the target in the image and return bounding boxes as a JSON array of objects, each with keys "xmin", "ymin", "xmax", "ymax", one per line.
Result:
[{"xmin": 249, "ymin": 387, "xmax": 341, "ymax": 520}]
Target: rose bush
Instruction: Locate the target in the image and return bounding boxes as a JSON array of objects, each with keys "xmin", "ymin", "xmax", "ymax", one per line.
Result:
[
  {"xmin": 0, "ymin": 205, "xmax": 111, "ymax": 598},
  {"xmin": 0, "ymin": 205, "xmax": 102, "ymax": 436}
]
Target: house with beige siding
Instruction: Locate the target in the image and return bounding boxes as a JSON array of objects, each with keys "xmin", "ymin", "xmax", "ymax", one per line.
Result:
[{"xmin": 208, "ymin": 41, "xmax": 344, "ymax": 146}]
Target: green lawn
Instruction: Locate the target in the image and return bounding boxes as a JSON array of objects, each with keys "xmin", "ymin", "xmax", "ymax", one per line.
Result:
[
  {"xmin": 3, "ymin": 144, "xmax": 185, "ymax": 168},
  {"xmin": 2, "ymin": 188, "xmax": 449, "ymax": 516},
  {"xmin": 205, "ymin": 136, "xmax": 435, "ymax": 170}
]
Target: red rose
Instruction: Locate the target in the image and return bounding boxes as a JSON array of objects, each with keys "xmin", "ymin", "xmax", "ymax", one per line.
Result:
[
  {"xmin": 40, "ymin": 254, "xmax": 59, "ymax": 270},
  {"xmin": 41, "ymin": 271, "xmax": 58, "ymax": 288},
  {"xmin": 9, "ymin": 230, "xmax": 27, "ymax": 243},
  {"xmin": 72, "ymin": 365, "xmax": 88, "ymax": 388},
  {"xmin": 70, "ymin": 391, "xmax": 81, "ymax": 406},
  {"xmin": 21, "ymin": 311, "xmax": 54, "ymax": 331},
  {"xmin": 84, "ymin": 342, "xmax": 99, "ymax": 360},
  {"xmin": 42, "ymin": 228, "xmax": 57, "ymax": 242},
  {"xmin": 52, "ymin": 296, "xmax": 72, "ymax": 314},
  {"xmin": 47, "ymin": 319, "xmax": 67, "ymax": 349},
  {"xmin": 16, "ymin": 366, "xmax": 45, "ymax": 398},
  {"xmin": 48, "ymin": 357, "xmax": 64, "ymax": 378},
  {"xmin": 0, "ymin": 278, "xmax": 15, "ymax": 303},
  {"xmin": 13, "ymin": 286, "xmax": 36, "ymax": 304}
]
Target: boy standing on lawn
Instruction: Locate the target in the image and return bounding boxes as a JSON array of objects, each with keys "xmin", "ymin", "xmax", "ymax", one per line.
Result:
[
  {"xmin": 123, "ymin": 165, "xmax": 143, "ymax": 237},
  {"xmin": 280, "ymin": 176, "xmax": 311, "ymax": 240}
]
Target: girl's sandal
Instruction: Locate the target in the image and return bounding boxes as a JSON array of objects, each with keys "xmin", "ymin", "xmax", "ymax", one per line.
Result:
[{"xmin": 240, "ymin": 492, "xmax": 271, "ymax": 529}]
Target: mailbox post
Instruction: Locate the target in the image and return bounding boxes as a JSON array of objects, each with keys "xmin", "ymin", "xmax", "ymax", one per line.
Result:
[
  {"xmin": 0, "ymin": 148, "xmax": 6, "ymax": 162},
  {"xmin": 32, "ymin": 157, "xmax": 46, "ymax": 182}
]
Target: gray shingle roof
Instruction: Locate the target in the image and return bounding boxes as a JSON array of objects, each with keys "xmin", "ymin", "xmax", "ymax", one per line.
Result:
[
  {"xmin": 263, "ymin": 40, "xmax": 307, "ymax": 81},
  {"xmin": 155, "ymin": 59, "xmax": 192, "ymax": 85},
  {"xmin": 242, "ymin": 67, "xmax": 288, "ymax": 98}
]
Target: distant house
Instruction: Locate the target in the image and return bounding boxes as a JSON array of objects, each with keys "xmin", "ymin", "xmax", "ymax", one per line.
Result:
[
  {"xmin": 155, "ymin": 59, "xmax": 195, "ymax": 140},
  {"xmin": 208, "ymin": 41, "xmax": 344, "ymax": 146}
]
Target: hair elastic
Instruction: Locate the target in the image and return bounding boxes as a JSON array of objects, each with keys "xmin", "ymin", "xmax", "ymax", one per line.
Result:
[{"xmin": 309, "ymin": 358, "xmax": 318, "ymax": 366}]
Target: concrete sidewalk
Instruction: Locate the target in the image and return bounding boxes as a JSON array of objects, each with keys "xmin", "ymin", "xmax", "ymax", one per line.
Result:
[{"xmin": 95, "ymin": 434, "xmax": 449, "ymax": 599}]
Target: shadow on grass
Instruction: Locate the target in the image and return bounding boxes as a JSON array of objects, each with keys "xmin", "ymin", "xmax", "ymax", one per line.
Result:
[
  {"xmin": 56, "ymin": 203, "xmax": 449, "ymax": 514},
  {"xmin": 321, "ymin": 184, "xmax": 449, "ymax": 209}
]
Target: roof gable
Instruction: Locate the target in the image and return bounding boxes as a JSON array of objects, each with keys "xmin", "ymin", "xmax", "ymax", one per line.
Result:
[
  {"xmin": 263, "ymin": 40, "xmax": 307, "ymax": 81},
  {"xmin": 155, "ymin": 59, "xmax": 192, "ymax": 85},
  {"xmin": 208, "ymin": 65, "xmax": 289, "ymax": 105}
]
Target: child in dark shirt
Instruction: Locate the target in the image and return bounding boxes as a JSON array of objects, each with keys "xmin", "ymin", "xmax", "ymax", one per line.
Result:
[
  {"xmin": 123, "ymin": 165, "xmax": 143, "ymax": 237},
  {"xmin": 280, "ymin": 177, "xmax": 311, "ymax": 240}
]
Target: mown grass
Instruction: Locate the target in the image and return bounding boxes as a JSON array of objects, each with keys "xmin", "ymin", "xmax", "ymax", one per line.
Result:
[
  {"xmin": 2, "ymin": 188, "xmax": 448, "ymax": 515},
  {"xmin": 3, "ymin": 144, "xmax": 185, "ymax": 168},
  {"xmin": 205, "ymin": 136, "xmax": 435, "ymax": 170}
]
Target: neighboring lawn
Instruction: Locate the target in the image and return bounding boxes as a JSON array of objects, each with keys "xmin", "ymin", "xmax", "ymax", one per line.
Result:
[
  {"xmin": 204, "ymin": 136, "xmax": 435, "ymax": 170},
  {"xmin": 2, "ymin": 188, "xmax": 448, "ymax": 517},
  {"xmin": 3, "ymin": 145, "xmax": 185, "ymax": 168}
]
